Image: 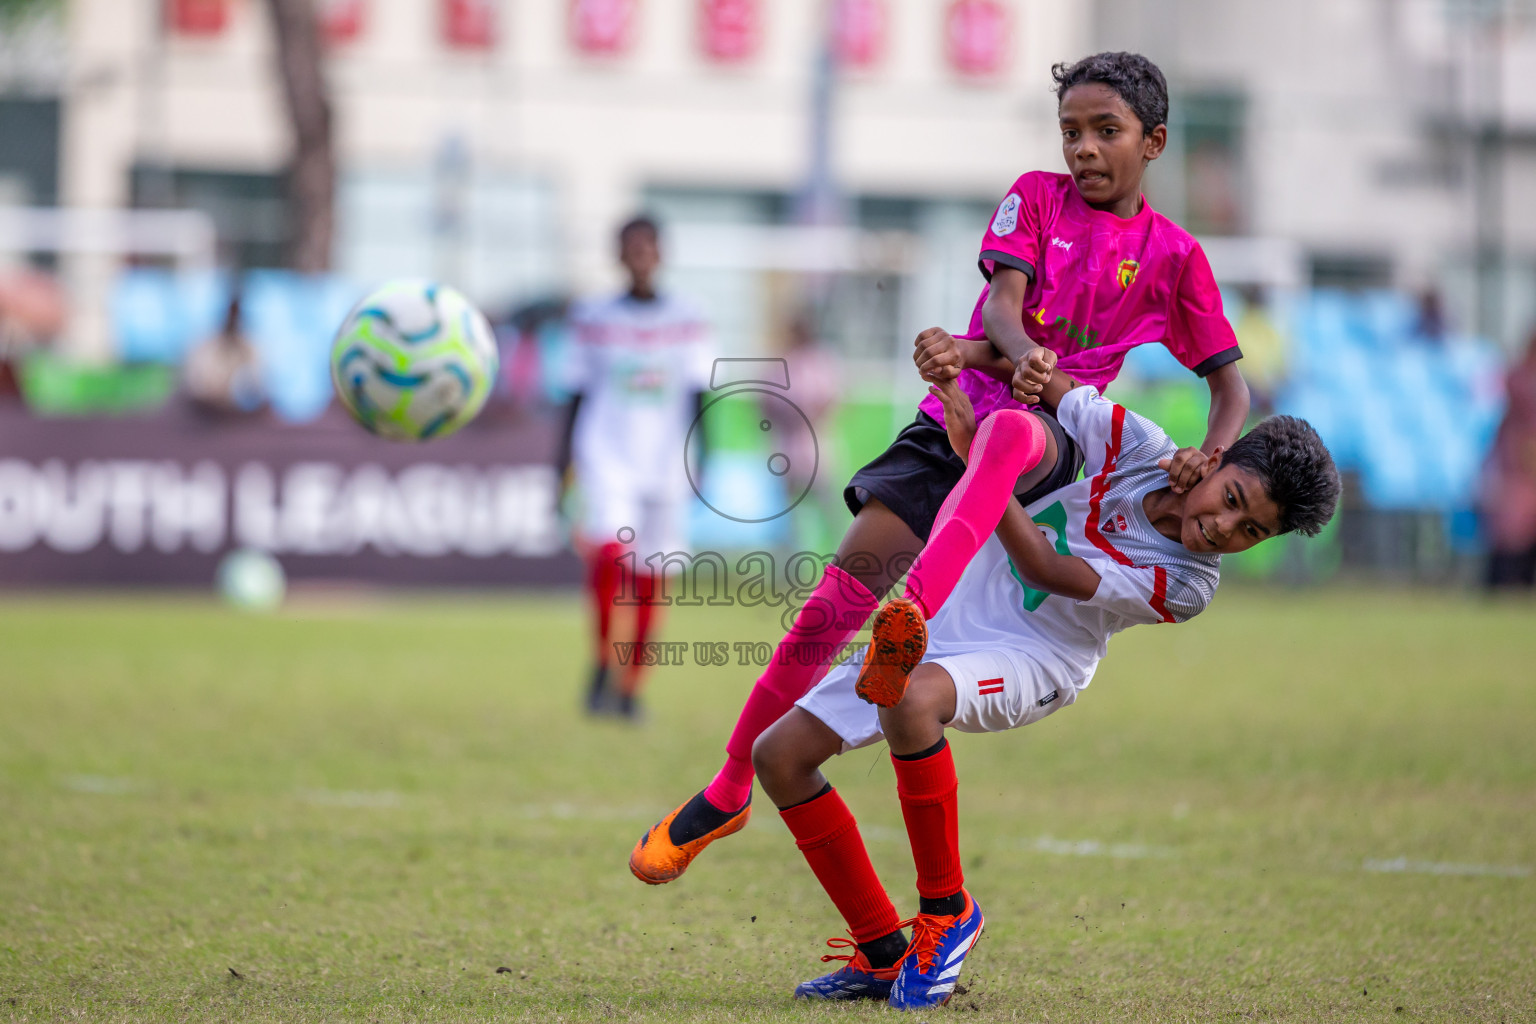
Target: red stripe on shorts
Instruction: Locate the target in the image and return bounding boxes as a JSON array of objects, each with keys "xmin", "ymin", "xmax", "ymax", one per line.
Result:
[{"xmin": 977, "ymin": 677, "xmax": 1005, "ymax": 695}]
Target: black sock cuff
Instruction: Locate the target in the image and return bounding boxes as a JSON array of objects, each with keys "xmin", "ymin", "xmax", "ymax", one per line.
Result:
[
  {"xmin": 892, "ymin": 737, "xmax": 949, "ymax": 762},
  {"xmin": 775, "ymin": 781, "xmax": 833, "ymax": 812},
  {"xmin": 919, "ymin": 891, "xmax": 967, "ymax": 917},
  {"xmin": 857, "ymin": 928, "xmax": 910, "ymax": 970}
]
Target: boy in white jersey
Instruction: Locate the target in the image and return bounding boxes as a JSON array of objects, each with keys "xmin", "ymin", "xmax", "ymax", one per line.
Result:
[
  {"xmin": 556, "ymin": 216, "xmax": 713, "ymax": 718},
  {"xmin": 747, "ymin": 334, "xmax": 1340, "ymax": 1009}
]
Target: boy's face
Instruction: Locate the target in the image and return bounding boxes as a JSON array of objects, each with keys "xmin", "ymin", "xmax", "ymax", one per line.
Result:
[
  {"xmin": 1058, "ymin": 83, "xmax": 1167, "ymax": 209},
  {"xmin": 1177, "ymin": 455, "xmax": 1283, "ymax": 555},
  {"xmin": 620, "ymin": 228, "xmax": 661, "ymax": 287}
]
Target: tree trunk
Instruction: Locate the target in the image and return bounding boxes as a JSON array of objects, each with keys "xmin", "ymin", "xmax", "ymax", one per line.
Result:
[{"xmin": 264, "ymin": 0, "xmax": 334, "ymax": 273}]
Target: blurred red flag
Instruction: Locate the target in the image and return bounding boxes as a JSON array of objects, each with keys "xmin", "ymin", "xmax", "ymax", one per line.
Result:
[
  {"xmin": 699, "ymin": 0, "xmax": 759, "ymax": 63},
  {"xmin": 945, "ymin": 0, "xmax": 1008, "ymax": 77},
  {"xmin": 443, "ymin": 0, "xmax": 497, "ymax": 50},
  {"xmin": 571, "ymin": 0, "xmax": 637, "ymax": 55},
  {"xmin": 167, "ymin": 0, "xmax": 230, "ymax": 36},
  {"xmin": 832, "ymin": 0, "xmax": 885, "ymax": 69},
  {"xmin": 320, "ymin": 0, "xmax": 366, "ymax": 44}
]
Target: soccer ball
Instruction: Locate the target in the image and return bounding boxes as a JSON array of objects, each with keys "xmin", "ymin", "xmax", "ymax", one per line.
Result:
[{"xmin": 330, "ymin": 280, "xmax": 499, "ymax": 441}]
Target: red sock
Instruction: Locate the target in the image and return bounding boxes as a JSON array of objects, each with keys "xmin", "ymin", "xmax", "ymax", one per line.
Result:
[
  {"xmin": 891, "ymin": 741, "xmax": 964, "ymax": 900},
  {"xmin": 622, "ymin": 570, "xmax": 662, "ymax": 696},
  {"xmin": 587, "ymin": 541, "xmax": 625, "ymax": 666},
  {"xmin": 779, "ymin": 788, "xmax": 902, "ymax": 944}
]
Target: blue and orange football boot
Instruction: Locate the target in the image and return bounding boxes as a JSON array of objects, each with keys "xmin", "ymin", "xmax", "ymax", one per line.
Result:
[
  {"xmin": 888, "ymin": 890, "xmax": 985, "ymax": 1010},
  {"xmin": 855, "ymin": 598, "xmax": 928, "ymax": 708},
  {"xmin": 793, "ymin": 935, "xmax": 903, "ymax": 1001},
  {"xmin": 628, "ymin": 790, "xmax": 750, "ymax": 885}
]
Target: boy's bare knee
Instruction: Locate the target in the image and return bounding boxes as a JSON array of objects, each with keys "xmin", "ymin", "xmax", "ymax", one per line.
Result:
[
  {"xmin": 880, "ymin": 664, "xmax": 956, "ymax": 755},
  {"xmin": 885, "ymin": 685, "xmax": 945, "ymax": 731},
  {"xmin": 749, "ymin": 729, "xmax": 782, "ymax": 780}
]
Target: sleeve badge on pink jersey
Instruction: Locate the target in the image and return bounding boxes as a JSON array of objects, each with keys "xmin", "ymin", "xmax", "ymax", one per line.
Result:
[
  {"xmin": 1116, "ymin": 259, "xmax": 1140, "ymax": 290},
  {"xmin": 991, "ymin": 193, "xmax": 1021, "ymax": 236}
]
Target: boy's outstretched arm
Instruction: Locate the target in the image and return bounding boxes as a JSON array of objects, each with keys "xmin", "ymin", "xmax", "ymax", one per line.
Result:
[
  {"xmin": 994, "ymin": 497, "xmax": 1101, "ymax": 601},
  {"xmin": 1201, "ymin": 362, "xmax": 1249, "ymax": 456},
  {"xmin": 912, "ymin": 269, "xmax": 1055, "ymax": 401},
  {"xmin": 1158, "ymin": 362, "xmax": 1250, "ymax": 494},
  {"xmin": 980, "ymin": 267, "xmax": 1040, "ymax": 366}
]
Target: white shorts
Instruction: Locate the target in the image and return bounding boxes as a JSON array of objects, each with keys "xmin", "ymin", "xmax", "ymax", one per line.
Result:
[
  {"xmin": 577, "ymin": 482, "xmax": 687, "ymax": 557},
  {"xmin": 796, "ymin": 646, "xmax": 1079, "ymax": 753}
]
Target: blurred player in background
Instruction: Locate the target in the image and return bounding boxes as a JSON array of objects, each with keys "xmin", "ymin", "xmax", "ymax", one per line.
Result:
[
  {"xmin": 631, "ymin": 51, "xmax": 1252, "ymax": 880},
  {"xmin": 556, "ymin": 216, "xmax": 713, "ymax": 719},
  {"xmin": 1482, "ymin": 328, "xmax": 1536, "ymax": 589},
  {"xmin": 764, "ymin": 310, "xmax": 842, "ymax": 551}
]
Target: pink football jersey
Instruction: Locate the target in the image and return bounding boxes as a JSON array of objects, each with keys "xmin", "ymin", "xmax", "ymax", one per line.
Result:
[{"xmin": 918, "ymin": 171, "xmax": 1241, "ymax": 427}]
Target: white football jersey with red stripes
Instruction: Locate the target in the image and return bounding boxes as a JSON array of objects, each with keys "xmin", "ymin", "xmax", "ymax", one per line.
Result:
[
  {"xmin": 564, "ymin": 292, "xmax": 713, "ymax": 496},
  {"xmin": 921, "ymin": 384, "xmax": 1221, "ymax": 692}
]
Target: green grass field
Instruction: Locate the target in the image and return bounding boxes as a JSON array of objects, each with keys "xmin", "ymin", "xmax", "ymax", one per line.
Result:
[{"xmin": 2, "ymin": 588, "xmax": 1533, "ymax": 1022}]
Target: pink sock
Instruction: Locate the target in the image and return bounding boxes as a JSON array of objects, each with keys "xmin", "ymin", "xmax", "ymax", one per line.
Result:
[
  {"xmin": 904, "ymin": 410, "xmax": 1047, "ymax": 619},
  {"xmin": 702, "ymin": 564, "xmax": 878, "ymax": 812}
]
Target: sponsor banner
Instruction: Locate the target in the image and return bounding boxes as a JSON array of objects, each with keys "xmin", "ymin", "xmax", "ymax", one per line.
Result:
[
  {"xmin": 571, "ymin": 0, "xmax": 639, "ymax": 55},
  {"xmin": 443, "ymin": 0, "xmax": 498, "ymax": 50},
  {"xmin": 699, "ymin": 0, "xmax": 760, "ymax": 63},
  {"xmin": 167, "ymin": 0, "xmax": 231, "ymax": 36},
  {"xmin": 0, "ymin": 407, "xmax": 577, "ymax": 587},
  {"xmin": 321, "ymin": 0, "xmax": 367, "ymax": 44},
  {"xmin": 945, "ymin": 0, "xmax": 1009, "ymax": 78},
  {"xmin": 832, "ymin": 0, "xmax": 886, "ymax": 69}
]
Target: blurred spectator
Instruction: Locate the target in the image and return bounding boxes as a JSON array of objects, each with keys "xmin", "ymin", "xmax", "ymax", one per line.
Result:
[
  {"xmin": 765, "ymin": 310, "xmax": 841, "ymax": 549},
  {"xmin": 1416, "ymin": 287, "xmax": 1447, "ymax": 346},
  {"xmin": 1481, "ymin": 329, "xmax": 1536, "ymax": 589},
  {"xmin": 182, "ymin": 292, "xmax": 265, "ymax": 416},
  {"xmin": 0, "ymin": 267, "xmax": 66, "ymax": 401},
  {"xmin": 492, "ymin": 296, "xmax": 568, "ymax": 418},
  {"xmin": 1233, "ymin": 285, "xmax": 1286, "ymax": 415}
]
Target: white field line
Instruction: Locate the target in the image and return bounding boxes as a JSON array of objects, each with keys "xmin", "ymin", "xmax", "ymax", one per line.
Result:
[
  {"xmin": 59, "ymin": 775, "xmax": 142, "ymax": 795},
  {"xmin": 515, "ymin": 802, "xmax": 653, "ymax": 821},
  {"xmin": 1363, "ymin": 857, "xmax": 1531, "ymax": 878},
  {"xmin": 296, "ymin": 788, "xmax": 401, "ymax": 808},
  {"xmin": 289, "ymin": 793, "xmax": 653, "ymax": 820},
  {"xmin": 1025, "ymin": 835, "xmax": 1175, "ymax": 859},
  {"xmin": 861, "ymin": 825, "xmax": 1172, "ymax": 859}
]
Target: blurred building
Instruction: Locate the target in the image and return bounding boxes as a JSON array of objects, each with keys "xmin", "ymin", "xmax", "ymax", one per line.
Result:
[
  {"xmin": 1094, "ymin": 0, "xmax": 1536, "ymax": 347},
  {"xmin": 41, "ymin": 0, "xmax": 1089, "ymax": 363},
  {"xmin": 2, "ymin": 0, "xmax": 1531, "ymax": 360}
]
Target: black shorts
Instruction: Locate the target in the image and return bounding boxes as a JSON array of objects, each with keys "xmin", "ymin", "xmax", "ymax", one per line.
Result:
[{"xmin": 843, "ymin": 409, "xmax": 1084, "ymax": 543}]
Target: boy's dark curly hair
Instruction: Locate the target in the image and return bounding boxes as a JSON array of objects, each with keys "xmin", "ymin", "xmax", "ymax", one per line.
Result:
[
  {"xmin": 1222, "ymin": 416, "xmax": 1341, "ymax": 537},
  {"xmin": 619, "ymin": 214, "xmax": 660, "ymax": 243},
  {"xmin": 1052, "ymin": 52, "xmax": 1169, "ymax": 135}
]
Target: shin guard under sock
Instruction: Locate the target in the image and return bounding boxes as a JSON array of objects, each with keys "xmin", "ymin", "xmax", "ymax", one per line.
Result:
[
  {"xmin": 779, "ymin": 786, "xmax": 902, "ymax": 944},
  {"xmin": 588, "ymin": 541, "xmax": 625, "ymax": 665},
  {"xmin": 702, "ymin": 565, "xmax": 878, "ymax": 813},
  {"xmin": 903, "ymin": 410, "xmax": 1046, "ymax": 619},
  {"xmin": 891, "ymin": 738, "xmax": 964, "ymax": 901},
  {"xmin": 621, "ymin": 571, "xmax": 660, "ymax": 697}
]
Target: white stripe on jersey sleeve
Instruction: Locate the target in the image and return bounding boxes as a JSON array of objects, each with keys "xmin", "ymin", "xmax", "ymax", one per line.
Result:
[
  {"xmin": 1056, "ymin": 385, "xmax": 1176, "ymax": 479},
  {"xmin": 1079, "ymin": 558, "xmax": 1169, "ymax": 626},
  {"xmin": 1054, "ymin": 386, "xmax": 1114, "ymax": 474}
]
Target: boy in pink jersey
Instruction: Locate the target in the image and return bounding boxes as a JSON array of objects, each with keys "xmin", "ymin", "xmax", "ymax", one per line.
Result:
[{"xmin": 630, "ymin": 52, "xmax": 1251, "ymax": 883}]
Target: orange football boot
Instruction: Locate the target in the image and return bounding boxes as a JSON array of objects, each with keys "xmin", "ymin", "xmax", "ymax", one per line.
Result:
[
  {"xmin": 629, "ymin": 792, "xmax": 751, "ymax": 885},
  {"xmin": 854, "ymin": 598, "xmax": 928, "ymax": 708}
]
